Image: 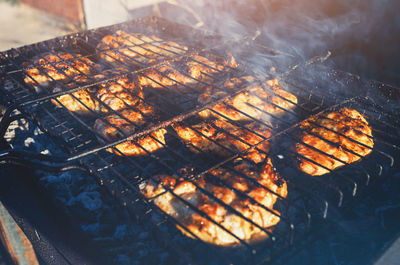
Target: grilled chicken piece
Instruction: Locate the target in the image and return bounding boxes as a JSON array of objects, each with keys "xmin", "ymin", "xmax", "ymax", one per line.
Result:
[
  {"xmin": 186, "ymin": 54, "xmax": 238, "ymax": 80},
  {"xmin": 96, "ymin": 75, "xmax": 143, "ymax": 112},
  {"xmin": 52, "ymin": 69, "xmax": 140, "ymax": 115},
  {"xmin": 142, "ymin": 158, "xmax": 287, "ymax": 246},
  {"xmin": 198, "ymin": 78, "xmax": 297, "ymax": 121},
  {"xmin": 51, "ymin": 71, "xmax": 113, "ymax": 115},
  {"xmin": 97, "ymin": 30, "xmax": 188, "ymax": 65},
  {"xmin": 295, "ymin": 108, "xmax": 374, "ymax": 176},
  {"xmin": 52, "ymin": 89, "xmax": 99, "ymax": 115},
  {"xmin": 137, "ymin": 64, "xmax": 195, "ymax": 90},
  {"xmin": 94, "ymin": 107, "xmax": 167, "ymax": 156},
  {"xmin": 173, "ymin": 119, "xmax": 271, "ymax": 163},
  {"xmin": 24, "ymin": 52, "xmax": 101, "ymax": 89},
  {"xmin": 138, "ymin": 54, "xmax": 238, "ymax": 91}
]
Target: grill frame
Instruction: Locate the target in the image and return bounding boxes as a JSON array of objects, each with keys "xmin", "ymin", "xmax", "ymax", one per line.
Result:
[{"xmin": 0, "ymin": 16, "xmax": 399, "ymax": 264}]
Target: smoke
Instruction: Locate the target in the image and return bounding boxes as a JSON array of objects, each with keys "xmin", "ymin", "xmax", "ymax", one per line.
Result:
[{"xmin": 156, "ymin": 0, "xmax": 400, "ymax": 85}]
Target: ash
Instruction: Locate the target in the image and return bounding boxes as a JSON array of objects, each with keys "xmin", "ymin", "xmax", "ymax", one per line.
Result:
[{"xmin": 4, "ymin": 117, "xmax": 400, "ymax": 264}]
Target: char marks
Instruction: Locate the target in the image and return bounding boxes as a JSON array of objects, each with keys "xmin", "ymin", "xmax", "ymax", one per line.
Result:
[
  {"xmin": 142, "ymin": 157, "xmax": 287, "ymax": 246},
  {"xmin": 173, "ymin": 119, "xmax": 272, "ymax": 164},
  {"xmin": 24, "ymin": 52, "xmax": 102, "ymax": 88},
  {"xmin": 198, "ymin": 78, "xmax": 298, "ymax": 121},
  {"xmin": 97, "ymin": 30, "xmax": 188, "ymax": 66},
  {"xmin": 94, "ymin": 106, "xmax": 167, "ymax": 157},
  {"xmin": 295, "ymin": 108, "xmax": 374, "ymax": 176}
]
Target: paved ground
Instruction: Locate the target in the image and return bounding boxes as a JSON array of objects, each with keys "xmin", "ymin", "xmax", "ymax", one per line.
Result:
[{"xmin": 0, "ymin": 1, "xmax": 74, "ymax": 51}]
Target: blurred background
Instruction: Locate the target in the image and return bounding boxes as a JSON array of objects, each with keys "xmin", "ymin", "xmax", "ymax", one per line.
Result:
[{"xmin": 0, "ymin": 0, "xmax": 399, "ymax": 86}]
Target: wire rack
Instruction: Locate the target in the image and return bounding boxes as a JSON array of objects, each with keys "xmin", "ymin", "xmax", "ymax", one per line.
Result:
[{"xmin": 0, "ymin": 16, "xmax": 399, "ymax": 264}]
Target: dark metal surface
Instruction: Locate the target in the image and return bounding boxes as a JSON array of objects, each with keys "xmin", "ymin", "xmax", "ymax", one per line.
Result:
[
  {"xmin": 0, "ymin": 16, "xmax": 399, "ymax": 264},
  {"xmin": 0, "ymin": 244, "xmax": 12, "ymax": 265},
  {"xmin": 0, "ymin": 164, "xmax": 110, "ymax": 265}
]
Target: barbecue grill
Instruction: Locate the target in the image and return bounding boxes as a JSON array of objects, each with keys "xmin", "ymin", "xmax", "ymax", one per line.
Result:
[{"xmin": 0, "ymin": 16, "xmax": 399, "ymax": 264}]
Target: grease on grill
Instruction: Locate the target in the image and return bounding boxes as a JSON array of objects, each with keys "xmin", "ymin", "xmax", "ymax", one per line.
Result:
[
  {"xmin": 198, "ymin": 78, "xmax": 298, "ymax": 121},
  {"xmin": 96, "ymin": 30, "xmax": 188, "ymax": 65},
  {"xmin": 142, "ymin": 156, "xmax": 287, "ymax": 246},
  {"xmin": 295, "ymin": 108, "xmax": 374, "ymax": 176}
]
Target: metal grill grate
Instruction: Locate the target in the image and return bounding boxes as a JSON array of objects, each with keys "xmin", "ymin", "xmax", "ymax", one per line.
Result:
[{"xmin": 0, "ymin": 16, "xmax": 399, "ymax": 264}]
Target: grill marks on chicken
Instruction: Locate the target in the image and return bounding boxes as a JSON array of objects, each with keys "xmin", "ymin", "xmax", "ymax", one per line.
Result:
[
  {"xmin": 173, "ymin": 119, "xmax": 272, "ymax": 163},
  {"xmin": 137, "ymin": 64, "xmax": 195, "ymax": 90},
  {"xmin": 52, "ymin": 88, "xmax": 99, "ymax": 115},
  {"xmin": 97, "ymin": 30, "xmax": 188, "ymax": 65},
  {"xmin": 51, "ymin": 71, "xmax": 143, "ymax": 115},
  {"xmin": 96, "ymin": 75, "xmax": 143, "ymax": 113},
  {"xmin": 142, "ymin": 157, "xmax": 287, "ymax": 246},
  {"xmin": 24, "ymin": 45, "xmax": 238, "ymax": 117},
  {"xmin": 137, "ymin": 54, "xmax": 238, "ymax": 91},
  {"xmin": 23, "ymin": 52, "xmax": 142, "ymax": 115},
  {"xmin": 24, "ymin": 41, "xmax": 239, "ymax": 158},
  {"xmin": 94, "ymin": 106, "xmax": 167, "ymax": 156},
  {"xmin": 24, "ymin": 52, "xmax": 101, "ymax": 88},
  {"xmin": 107, "ymin": 127, "xmax": 167, "ymax": 156},
  {"xmin": 295, "ymin": 108, "xmax": 374, "ymax": 176},
  {"xmin": 50, "ymin": 67, "xmax": 117, "ymax": 115},
  {"xmin": 186, "ymin": 54, "xmax": 238, "ymax": 80},
  {"xmin": 198, "ymin": 78, "xmax": 298, "ymax": 121}
]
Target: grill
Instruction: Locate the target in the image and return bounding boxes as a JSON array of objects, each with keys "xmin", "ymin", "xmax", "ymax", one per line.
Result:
[{"xmin": 0, "ymin": 16, "xmax": 399, "ymax": 264}]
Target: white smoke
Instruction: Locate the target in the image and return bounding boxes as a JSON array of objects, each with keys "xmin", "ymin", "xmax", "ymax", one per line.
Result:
[{"xmin": 156, "ymin": 0, "xmax": 399, "ymax": 85}]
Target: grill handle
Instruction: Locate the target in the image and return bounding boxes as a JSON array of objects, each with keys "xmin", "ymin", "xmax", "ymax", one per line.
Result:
[
  {"xmin": 0, "ymin": 104, "xmax": 22, "ymax": 140},
  {"xmin": 0, "ymin": 149, "xmax": 88, "ymax": 173}
]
